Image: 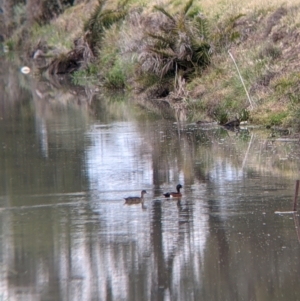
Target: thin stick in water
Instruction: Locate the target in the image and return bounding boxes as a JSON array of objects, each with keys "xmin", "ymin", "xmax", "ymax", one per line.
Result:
[
  {"xmin": 293, "ymin": 180, "xmax": 300, "ymax": 211},
  {"xmin": 293, "ymin": 212, "xmax": 300, "ymax": 242}
]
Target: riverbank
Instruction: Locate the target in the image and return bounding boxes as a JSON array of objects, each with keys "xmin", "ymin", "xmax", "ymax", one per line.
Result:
[{"xmin": 2, "ymin": 0, "xmax": 300, "ymax": 131}]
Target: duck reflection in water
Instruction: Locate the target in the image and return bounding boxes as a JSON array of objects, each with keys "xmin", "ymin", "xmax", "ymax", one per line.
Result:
[
  {"xmin": 163, "ymin": 184, "xmax": 182, "ymax": 198},
  {"xmin": 124, "ymin": 190, "xmax": 147, "ymax": 209}
]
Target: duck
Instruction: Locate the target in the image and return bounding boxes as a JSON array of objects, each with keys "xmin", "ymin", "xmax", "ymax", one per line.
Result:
[
  {"xmin": 124, "ymin": 190, "xmax": 147, "ymax": 205},
  {"xmin": 163, "ymin": 184, "xmax": 182, "ymax": 198}
]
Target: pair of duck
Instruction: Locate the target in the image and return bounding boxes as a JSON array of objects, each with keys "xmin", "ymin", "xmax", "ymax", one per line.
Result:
[{"xmin": 124, "ymin": 184, "xmax": 182, "ymax": 205}]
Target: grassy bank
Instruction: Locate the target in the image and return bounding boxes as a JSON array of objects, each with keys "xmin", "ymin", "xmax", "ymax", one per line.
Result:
[{"xmin": 3, "ymin": 0, "xmax": 300, "ymax": 130}]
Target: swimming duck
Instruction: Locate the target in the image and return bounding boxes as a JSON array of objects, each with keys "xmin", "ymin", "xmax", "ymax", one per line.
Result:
[
  {"xmin": 163, "ymin": 184, "xmax": 182, "ymax": 198},
  {"xmin": 124, "ymin": 190, "xmax": 147, "ymax": 205}
]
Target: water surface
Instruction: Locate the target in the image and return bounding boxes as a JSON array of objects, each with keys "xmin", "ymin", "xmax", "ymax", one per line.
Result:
[{"xmin": 1, "ymin": 60, "xmax": 300, "ymax": 301}]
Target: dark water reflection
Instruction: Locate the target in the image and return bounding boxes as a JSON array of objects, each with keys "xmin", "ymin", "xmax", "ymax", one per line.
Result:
[{"xmin": 1, "ymin": 60, "xmax": 300, "ymax": 300}]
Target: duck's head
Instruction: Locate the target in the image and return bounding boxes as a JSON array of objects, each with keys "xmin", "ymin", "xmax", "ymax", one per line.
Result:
[
  {"xmin": 141, "ymin": 190, "xmax": 147, "ymax": 195},
  {"xmin": 176, "ymin": 184, "xmax": 182, "ymax": 190}
]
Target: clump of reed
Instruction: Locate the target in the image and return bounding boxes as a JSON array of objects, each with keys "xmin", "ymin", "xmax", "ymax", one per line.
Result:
[{"xmin": 119, "ymin": 0, "xmax": 211, "ymax": 98}]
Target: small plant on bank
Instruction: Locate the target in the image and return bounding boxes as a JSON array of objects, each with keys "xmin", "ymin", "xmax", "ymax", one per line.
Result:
[
  {"xmin": 240, "ymin": 108, "xmax": 250, "ymax": 121},
  {"xmin": 213, "ymin": 105, "xmax": 229, "ymax": 124},
  {"xmin": 266, "ymin": 111, "xmax": 288, "ymax": 126},
  {"xmin": 5, "ymin": 39, "xmax": 15, "ymax": 52},
  {"xmin": 103, "ymin": 56, "xmax": 126, "ymax": 89},
  {"xmin": 72, "ymin": 64, "xmax": 98, "ymax": 85}
]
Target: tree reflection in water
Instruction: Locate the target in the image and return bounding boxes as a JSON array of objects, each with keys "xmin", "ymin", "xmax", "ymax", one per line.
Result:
[{"xmin": 0, "ymin": 60, "xmax": 300, "ymax": 300}]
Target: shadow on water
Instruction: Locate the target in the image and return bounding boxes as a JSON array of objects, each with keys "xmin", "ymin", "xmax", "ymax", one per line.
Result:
[{"xmin": 1, "ymin": 57, "xmax": 300, "ymax": 300}]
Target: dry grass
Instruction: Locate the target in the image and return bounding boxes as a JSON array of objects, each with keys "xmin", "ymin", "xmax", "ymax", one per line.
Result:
[{"xmin": 200, "ymin": 0, "xmax": 295, "ymax": 16}]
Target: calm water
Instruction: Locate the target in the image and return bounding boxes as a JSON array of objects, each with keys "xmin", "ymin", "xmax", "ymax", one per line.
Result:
[{"xmin": 1, "ymin": 61, "xmax": 300, "ymax": 301}]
